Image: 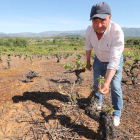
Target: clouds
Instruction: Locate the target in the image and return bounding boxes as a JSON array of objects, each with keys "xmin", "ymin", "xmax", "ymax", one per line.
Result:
[
  {"xmin": 0, "ymin": 0, "xmax": 140, "ymax": 33},
  {"xmin": 0, "ymin": 16, "xmax": 90, "ymax": 33},
  {"xmin": 120, "ymin": 25, "xmax": 140, "ymax": 28},
  {"xmin": 1, "ymin": 14, "xmax": 140, "ymax": 34}
]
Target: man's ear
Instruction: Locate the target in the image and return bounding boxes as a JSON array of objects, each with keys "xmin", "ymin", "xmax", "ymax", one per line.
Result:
[{"xmin": 109, "ymin": 14, "xmax": 112, "ymax": 20}]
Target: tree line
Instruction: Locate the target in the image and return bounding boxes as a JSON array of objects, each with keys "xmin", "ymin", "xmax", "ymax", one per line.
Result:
[
  {"xmin": 0, "ymin": 37, "xmax": 29, "ymax": 47},
  {"xmin": 125, "ymin": 37, "xmax": 140, "ymax": 49},
  {"xmin": 0, "ymin": 36, "xmax": 140, "ymax": 55}
]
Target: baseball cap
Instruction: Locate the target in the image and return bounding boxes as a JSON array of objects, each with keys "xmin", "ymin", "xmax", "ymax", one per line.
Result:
[{"xmin": 90, "ymin": 2, "xmax": 111, "ymax": 20}]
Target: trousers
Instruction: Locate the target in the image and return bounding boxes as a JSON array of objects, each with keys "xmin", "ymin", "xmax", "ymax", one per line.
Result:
[{"xmin": 93, "ymin": 55, "xmax": 123, "ymax": 117}]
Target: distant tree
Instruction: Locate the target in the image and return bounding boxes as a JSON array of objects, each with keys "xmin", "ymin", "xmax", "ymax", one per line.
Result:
[
  {"xmin": 0, "ymin": 41, "xmax": 4, "ymax": 46},
  {"xmin": 36, "ymin": 39, "xmax": 42, "ymax": 42},
  {"xmin": 126, "ymin": 39, "xmax": 133, "ymax": 45},
  {"xmin": 5, "ymin": 41, "xmax": 12, "ymax": 47},
  {"xmin": 53, "ymin": 39, "xmax": 57, "ymax": 44},
  {"xmin": 13, "ymin": 38, "xmax": 22, "ymax": 47},
  {"xmin": 13, "ymin": 37, "xmax": 28, "ymax": 47},
  {"xmin": 8, "ymin": 37, "xmax": 15, "ymax": 43},
  {"xmin": 0, "ymin": 49, "xmax": 2, "ymax": 63},
  {"xmin": 133, "ymin": 40, "xmax": 139, "ymax": 46},
  {"xmin": 21, "ymin": 38, "xmax": 28, "ymax": 47}
]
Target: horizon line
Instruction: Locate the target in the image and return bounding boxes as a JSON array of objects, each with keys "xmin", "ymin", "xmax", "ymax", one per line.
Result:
[{"xmin": 1, "ymin": 27, "xmax": 140, "ymax": 34}]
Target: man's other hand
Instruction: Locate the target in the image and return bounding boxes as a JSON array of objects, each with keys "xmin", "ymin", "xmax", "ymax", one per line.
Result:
[{"xmin": 86, "ymin": 64, "xmax": 92, "ymax": 71}]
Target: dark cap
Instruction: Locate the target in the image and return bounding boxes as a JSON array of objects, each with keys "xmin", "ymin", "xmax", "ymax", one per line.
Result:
[{"xmin": 90, "ymin": 2, "xmax": 111, "ymax": 20}]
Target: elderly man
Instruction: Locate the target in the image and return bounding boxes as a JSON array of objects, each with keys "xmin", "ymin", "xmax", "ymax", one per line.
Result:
[{"xmin": 85, "ymin": 2, "xmax": 124, "ymax": 126}]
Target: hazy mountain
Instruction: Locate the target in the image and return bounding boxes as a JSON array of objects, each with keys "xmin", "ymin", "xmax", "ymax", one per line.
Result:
[
  {"xmin": 122, "ymin": 28, "xmax": 140, "ymax": 36},
  {"xmin": 0, "ymin": 28, "xmax": 140, "ymax": 37},
  {"xmin": 0, "ymin": 32, "xmax": 6, "ymax": 36}
]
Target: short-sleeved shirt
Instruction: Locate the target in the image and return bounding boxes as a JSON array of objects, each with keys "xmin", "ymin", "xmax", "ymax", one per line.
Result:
[{"xmin": 85, "ymin": 21, "xmax": 124, "ymax": 70}]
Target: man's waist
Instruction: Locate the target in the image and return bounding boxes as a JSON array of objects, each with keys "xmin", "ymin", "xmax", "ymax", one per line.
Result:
[{"xmin": 95, "ymin": 55, "xmax": 109, "ymax": 63}]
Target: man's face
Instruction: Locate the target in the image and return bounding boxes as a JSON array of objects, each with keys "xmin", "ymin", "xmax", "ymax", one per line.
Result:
[{"xmin": 92, "ymin": 15, "xmax": 111, "ymax": 35}]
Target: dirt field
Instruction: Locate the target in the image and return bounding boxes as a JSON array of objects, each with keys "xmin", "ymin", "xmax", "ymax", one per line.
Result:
[{"xmin": 0, "ymin": 52, "xmax": 140, "ymax": 140}]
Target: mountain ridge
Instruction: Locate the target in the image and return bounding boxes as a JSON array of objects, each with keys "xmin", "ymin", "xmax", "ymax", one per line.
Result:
[{"xmin": 1, "ymin": 28, "xmax": 140, "ymax": 37}]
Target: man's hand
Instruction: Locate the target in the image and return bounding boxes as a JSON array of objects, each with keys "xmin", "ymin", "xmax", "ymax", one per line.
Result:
[
  {"xmin": 98, "ymin": 69, "xmax": 116, "ymax": 95},
  {"xmin": 86, "ymin": 63, "xmax": 92, "ymax": 71},
  {"xmin": 98, "ymin": 82, "xmax": 110, "ymax": 95}
]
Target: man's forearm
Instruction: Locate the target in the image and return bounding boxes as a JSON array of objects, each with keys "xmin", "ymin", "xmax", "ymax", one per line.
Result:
[
  {"xmin": 86, "ymin": 50, "xmax": 91, "ymax": 64},
  {"xmin": 86, "ymin": 50, "xmax": 92, "ymax": 71},
  {"xmin": 105, "ymin": 69, "xmax": 116, "ymax": 85}
]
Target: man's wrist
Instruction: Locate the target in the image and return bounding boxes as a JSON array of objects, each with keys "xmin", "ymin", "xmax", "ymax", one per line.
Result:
[{"xmin": 104, "ymin": 81, "xmax": 110, "ymax": 87}]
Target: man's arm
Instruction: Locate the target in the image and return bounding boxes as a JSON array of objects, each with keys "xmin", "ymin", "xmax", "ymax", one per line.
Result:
[
  {"xmin": 99, "ymin": 69, "xmax": 116, "ymax": 95},
  {"xmin": 86, "ymin": 50, "xmax": 92, "ymax": 71}
]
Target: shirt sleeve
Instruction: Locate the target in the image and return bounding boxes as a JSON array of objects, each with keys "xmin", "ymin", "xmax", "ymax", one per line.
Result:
[
  {"xmin": 85, "ymin": 26, "xmax": 92, "ymax": 51},
  {"xmin": 107, "ymin": 28, "xmax": 124, "ymax": 70}
]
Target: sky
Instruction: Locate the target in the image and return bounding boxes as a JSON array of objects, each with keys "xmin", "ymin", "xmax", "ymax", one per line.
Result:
[{"xmin": 0, "ymin": 0, "xmax": 140, "ymax": 33}]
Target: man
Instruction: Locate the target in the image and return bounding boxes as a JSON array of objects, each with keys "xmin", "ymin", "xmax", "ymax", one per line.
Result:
[{"xmin": 85, "ymin": 2, "xmax": 124, "ymax": 126}]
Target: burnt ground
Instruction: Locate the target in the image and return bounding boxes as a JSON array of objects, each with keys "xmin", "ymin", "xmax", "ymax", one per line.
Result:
[{"xmin": 0, "ymin": 52, "xmax": 140, "ymax": 140}]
